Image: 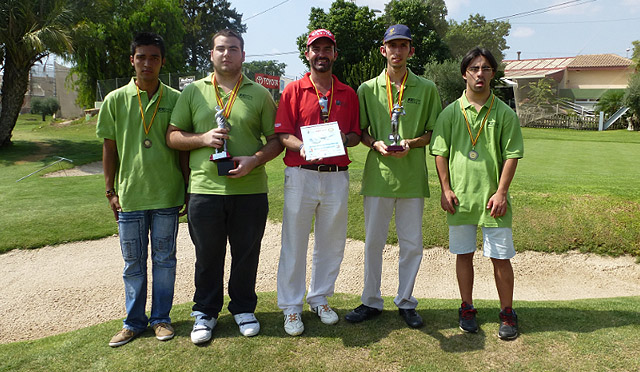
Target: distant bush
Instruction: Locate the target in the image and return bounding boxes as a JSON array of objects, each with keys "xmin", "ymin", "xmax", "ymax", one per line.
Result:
[
  {"xmin": 30, "ymin": 97, "xmax": 61, "ymax": 121},
  {"xmin": 594, "ymin": 89, "xmax": 625, "ymax": 117},
  {"xmin": 625, "ymin": 72, "xmax": 640, "ymax": 128}
]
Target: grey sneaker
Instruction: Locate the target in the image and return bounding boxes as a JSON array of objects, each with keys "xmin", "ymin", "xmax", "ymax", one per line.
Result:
[
  {"xmin": 109, "ymin": 328, "xmax": 140, "ymax": 347},
  {"xmin": 191, "ymin": 312, "xmax": 217, "ymax": 344},
  {"xmin": 458, "ymin": 302, "xmax": 478, "ymax": 333},
  {"xmin": 498, "ymin": 307, "xmax": 519, "ymax": 340}
]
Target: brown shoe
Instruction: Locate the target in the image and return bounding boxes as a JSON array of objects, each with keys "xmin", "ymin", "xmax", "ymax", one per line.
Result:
[
  {"xmin": 109, "ymin": 328, "xmax": 139, "ymax": 347},
  {"xmin": 152, "ymin": 322, "xmax": 175, "ymax": 341}
]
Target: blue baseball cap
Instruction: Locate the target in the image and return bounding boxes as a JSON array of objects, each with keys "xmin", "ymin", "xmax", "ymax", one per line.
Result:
[{"xmin": 383, "ymin": 24, "xmax": 412, "ymax": 43}]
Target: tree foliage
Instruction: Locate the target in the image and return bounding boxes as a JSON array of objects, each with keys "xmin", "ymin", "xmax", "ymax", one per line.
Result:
[
  {"xmin": 343, "ymin": 47, "xmax": 386, "ymax": 89},
  {"xmin": 243, "ymin": 60, "xmax": 286, "ymax": 78},
  {"xmin": 181, "ymin": 0, "xmax": 245, "ymax": 72},
  {"xmin": 594, "ymin": 89, "xmax": 625, "ymax": 116},
  {"xmin": 445, "ymin": 14, "xmax": 511, "ymax": 63},
  {"xmin": 30, "ymin": 97, "xmax": 61, "ymax": 121},
  {"xmin": 423, "ymin": 59, "xmax": 465, "ymax": 106},
  {"xmin": 631, "ymin": 40, "xmax": 640, "ymax": 68},
  {"xmin": 67, "ymin": 0, "xmax": 246, "ymax": 108},
  {"xmin": 383, "ymin": 0, "xmax": 450, "ymax": 75},
  {"xmin": 523, "ymin": 78, "xmax": 557, "ymax": 107},
  {"xmin": 66, "ymin": 0, "xmax": 185, "ymax": 108},
  {"xmin": 0, "ymin": 0, "xmax": 74, "ymax": 147},
  {"xmin": 296, "ymin": 0, "xmax": 384, "ymax": 88},
  {"xmin": 624, "ymin": 72, "xmax": 640, "ymax": 125}
]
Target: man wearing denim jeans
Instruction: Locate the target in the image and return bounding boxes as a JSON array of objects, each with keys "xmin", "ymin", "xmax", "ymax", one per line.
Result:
[
  {"xmin": 167, "ymin": 29, "xmax": 281, "ymax": 343},
  {"xmin": 97, "ymin": 32, "xmax": 188, "ymax": 347}
]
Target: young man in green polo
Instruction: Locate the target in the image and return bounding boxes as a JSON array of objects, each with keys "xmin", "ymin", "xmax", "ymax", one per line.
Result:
[
  {"xmin": 345, "ymin": 24, "xmax": 441, "ymax": 329},
  {"xmin": 97, "ymin": 32, "xmax": 187, "ymax": 347},
  {"xmin": 167, "ymin": 29, "xmax": 281, "ymax": 343},
  {"xmin": 430, "ymin": 47, "xmax": 524, "ymax": 340}
]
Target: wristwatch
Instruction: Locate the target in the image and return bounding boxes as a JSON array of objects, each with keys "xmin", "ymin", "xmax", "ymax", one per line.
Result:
[{"xmin": 105, "ymin": 189, "xmax": 117, "ymax": 198}]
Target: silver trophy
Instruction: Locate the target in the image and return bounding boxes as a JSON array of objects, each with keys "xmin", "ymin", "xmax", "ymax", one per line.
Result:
[
  {"xmin": 388, "ymin": 103, "xmax": 406, "ymax": 151},
  {"xmin": 210, "ymin": 106, "xmax": 231, "ymax": 161}
]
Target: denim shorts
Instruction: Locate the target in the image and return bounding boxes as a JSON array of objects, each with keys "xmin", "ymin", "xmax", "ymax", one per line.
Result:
[{"xmin": 448, "ymin": 225, "xmax": 516, "ymax": 259}]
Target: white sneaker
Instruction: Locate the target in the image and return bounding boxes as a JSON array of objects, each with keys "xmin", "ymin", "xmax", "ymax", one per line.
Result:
[
  {"xmin": 190, "ymin": 312, "xmax": 217, "ymax": 344},
  {"xmin": 311, "ymin": 304, "xmax": 339, "ymax": 325},
  {"xmin": 234, "ymin": 313, "xmax": 260, "ymax": 337},
  {"xmin": 283, "ymin": 313, "xmax": 304, "ymax": 336}
]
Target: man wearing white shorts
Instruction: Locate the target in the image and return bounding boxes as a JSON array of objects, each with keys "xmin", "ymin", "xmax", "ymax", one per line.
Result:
[{"xmin": 430, "ymin": 47, "xmax": 524, "ymax": 340}]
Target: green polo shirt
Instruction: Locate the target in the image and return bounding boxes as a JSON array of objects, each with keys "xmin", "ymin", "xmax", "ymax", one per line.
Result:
[
  {"xmin": 170, "ymin": 73, "xmax": 276, "ymax": 195},
  {"xmin": 358, "ymin": 69, "xmax": 442, "ymax": 198},
  {"xmin": 96, "ymin": 78, "xmax": 184, "ymax": 212},
  {"xmin": 430, "ymin": 91, "xmax": 524, "ymax": 227}
]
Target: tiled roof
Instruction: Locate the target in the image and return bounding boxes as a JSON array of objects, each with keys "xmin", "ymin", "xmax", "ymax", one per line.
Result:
[
  {"xmin": 503, "ymin": 54, "xmax": 633, "ymax": 79},
  {"xmin": 568, "ymin": 54, "xmax": 633, "ymax": 68},
  {"xmin": 503, "ymin": 57, "xmax": 573, "ymax": 79}
]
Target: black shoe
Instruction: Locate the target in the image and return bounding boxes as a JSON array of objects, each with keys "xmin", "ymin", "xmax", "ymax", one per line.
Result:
[
  {"xmin": 458, "ymin": 302, "xmax": 478, "ymax": 333},
  {"xmin": 498, "ymin": 307, "xmax": 519, "ymax": 340},
  {"xmin": 398, "ymin": 308, "xmax": 423, "ymax": 328},
  {"xmin": 344, "ymin": 304, "xmax": 382, "ymax": 323}
]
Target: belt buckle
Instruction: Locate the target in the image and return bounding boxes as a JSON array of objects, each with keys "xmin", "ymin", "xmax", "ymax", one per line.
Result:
[{"xmin": 317, "ymin": 164, "xmax": 331, "ymax": 172}]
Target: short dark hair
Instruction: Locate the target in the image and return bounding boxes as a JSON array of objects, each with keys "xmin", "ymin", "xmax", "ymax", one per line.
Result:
[
  {"xmin": 130, "ymin": 32, "xmax": 166, "ymax": 59},
  {"xmin": 460, "ymin": 47, "xmax": 498, "ymax": 75},
  {"xmin": 212, "ymin": 29, "xmax": 244, "ymax": 51}
]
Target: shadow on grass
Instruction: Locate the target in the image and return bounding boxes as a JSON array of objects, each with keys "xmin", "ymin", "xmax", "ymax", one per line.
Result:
[
  {"xmin": 425, "ymin": 303, "xmax": 640, "ymax": 352},
  {"xmin": 0, "ymin": 139, "xmax": 101, "ymax": 167},
  {"xmin": 163, "ymin": 301, "xmax": 640, "ymax": 352}
]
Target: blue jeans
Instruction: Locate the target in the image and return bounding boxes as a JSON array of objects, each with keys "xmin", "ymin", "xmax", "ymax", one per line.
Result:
[{"xmin": 117, "ymin": 206, "xmax": 179, "ymax": 332}]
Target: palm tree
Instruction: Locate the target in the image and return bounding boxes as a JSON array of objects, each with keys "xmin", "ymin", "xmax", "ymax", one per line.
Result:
[{"xmin": 0, "ymin": 0, "xmax": 74, "ymax": 147}]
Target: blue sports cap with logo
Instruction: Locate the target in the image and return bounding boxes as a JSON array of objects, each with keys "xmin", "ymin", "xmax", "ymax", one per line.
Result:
[{"xmin": 383, "ymin": 24, "xmax": 412, "ymax": 43}]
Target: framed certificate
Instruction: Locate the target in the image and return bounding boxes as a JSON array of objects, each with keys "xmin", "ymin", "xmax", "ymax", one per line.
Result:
[{"xmin": 300, "ymin": 121, "xmax": 346, "ymax": 160}]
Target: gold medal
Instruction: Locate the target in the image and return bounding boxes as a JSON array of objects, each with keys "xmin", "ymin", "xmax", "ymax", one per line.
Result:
[
  {"xmin": 460, "ymin": 94, "xmax": 495, "ymax": 161},
  {"xmin": 136, "ymin": 82, "xmax": 163, "ymax": 149},
  {"xmin": 468, "ymin": 149, "xmax": 478, "ymax": 160}
]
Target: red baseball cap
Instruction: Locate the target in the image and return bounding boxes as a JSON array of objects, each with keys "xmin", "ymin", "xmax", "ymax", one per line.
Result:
[{"xmin": 307, "ymin": 29, "xmax": 336, "ymax": 47}]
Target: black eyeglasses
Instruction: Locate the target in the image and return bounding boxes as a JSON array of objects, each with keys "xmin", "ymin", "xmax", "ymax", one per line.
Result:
[
  {"xmin": 467, "ymin": 66, "xmax": 494, "ymax": 73},
  {"xmin": 319, "ymin": 96, "xmax": 329, "ymax": 121}
]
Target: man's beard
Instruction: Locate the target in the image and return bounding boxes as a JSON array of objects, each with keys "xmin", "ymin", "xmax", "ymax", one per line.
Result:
[{"xmin": 312, "ymin": 58, "xmax": 333, "ymax": 73}]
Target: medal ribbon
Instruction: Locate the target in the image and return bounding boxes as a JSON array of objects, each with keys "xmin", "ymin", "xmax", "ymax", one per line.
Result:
[
  {"xmin": 309, "ymin": 75, "xmax": 334, "ymax": 122},
  {"xmin": 136, "ymin": 83, "xmax": 163, "ymax": 136},
  {"xmin": 212, "ymin": 74, "xmax": 243, "ymax": 119},
  {"xmin": 385, "ymin": 70, "xmax": 408, "ymax": 117},
  {"xmin": 460, "ymin": 94, "xmax": 495, "ymax": 147}
]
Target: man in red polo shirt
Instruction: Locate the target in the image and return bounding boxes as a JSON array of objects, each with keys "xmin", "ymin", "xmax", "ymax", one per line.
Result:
[{"xmin": 275, "ymin": 28, "xmax": 361, "ymax": 336}]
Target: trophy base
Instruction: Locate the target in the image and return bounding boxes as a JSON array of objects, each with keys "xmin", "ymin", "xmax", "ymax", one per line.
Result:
[
  {"xmin": 210, "ymin": 151, "xmax": 231, "ymax": 161},
  {"xmin": 216, "ymin": 159, "xmax": 237, "ymax": 176},
  {"xmin": 387, "ymin": 144, "xmax": 405, "ymax": 152}
]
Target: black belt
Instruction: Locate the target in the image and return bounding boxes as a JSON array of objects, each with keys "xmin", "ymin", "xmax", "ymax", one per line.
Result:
[{"xmin": 299, "ymin": 164, "xmax": 348, "ymax": 172}]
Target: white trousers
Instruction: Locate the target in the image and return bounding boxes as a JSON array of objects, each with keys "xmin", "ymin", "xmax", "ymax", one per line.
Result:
[
  {"xmin": 277, "ymin": 167, "xmax": 349, "ymax": 314},
  {"xmin": 361, "ymin": 196, "xmax": 424, "ymax": 310}
]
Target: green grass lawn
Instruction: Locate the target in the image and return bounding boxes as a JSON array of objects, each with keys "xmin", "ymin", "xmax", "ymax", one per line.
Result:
[
  {"xmin": 2, "ymin": 116, "xmax": 640, "ymax": 370},
  {"xmin": 1, "ymin": 115, "xmax": 640, "ymax": 257},
  {"xmin": 0, "ymin": 115, "xmax": 116, "ymax": 251},
  {"xmin": 1, "ymin": 293, "xmax": 639, "ymax": 371}
]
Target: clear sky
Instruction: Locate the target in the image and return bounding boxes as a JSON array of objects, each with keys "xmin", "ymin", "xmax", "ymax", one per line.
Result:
[{"xmin": 234, "ymin": 0, "xmax": 640, "ymax": 78}]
